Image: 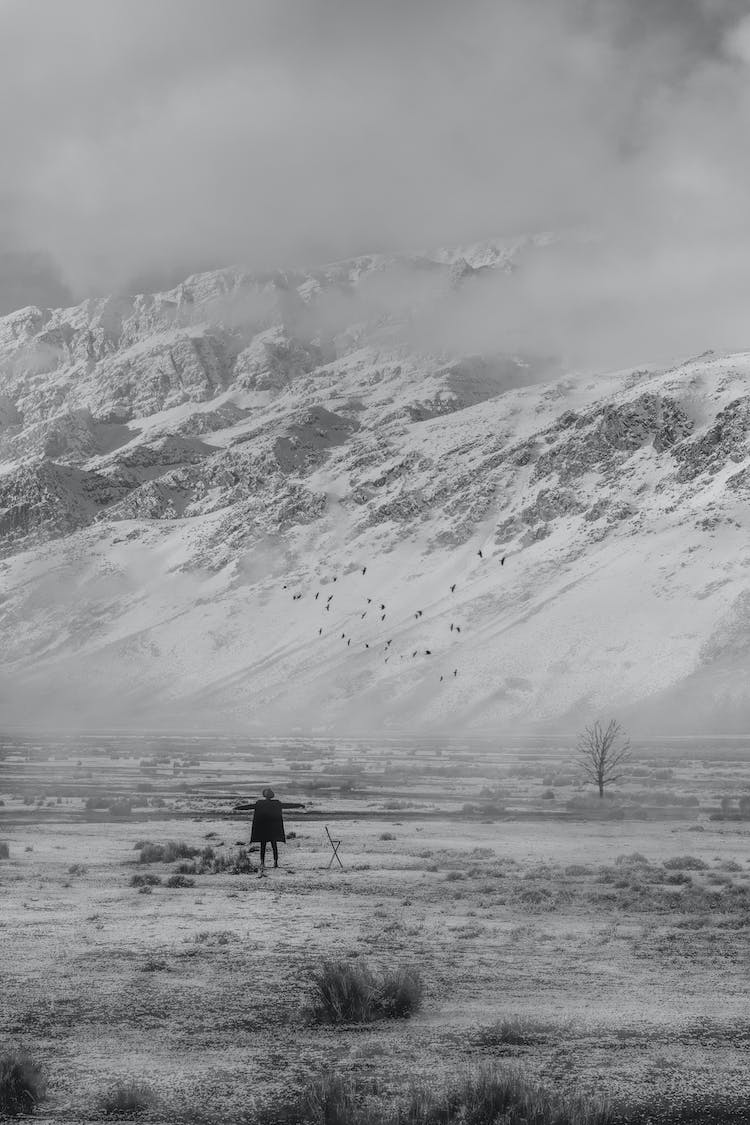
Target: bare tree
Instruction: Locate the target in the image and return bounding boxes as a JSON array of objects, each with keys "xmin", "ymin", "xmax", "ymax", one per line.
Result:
[{"xmin": 577, "ymin": 719, "xmax": 630, "ymax": 798}]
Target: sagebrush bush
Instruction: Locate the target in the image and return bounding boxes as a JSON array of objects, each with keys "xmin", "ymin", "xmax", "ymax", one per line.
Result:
[
  {"xmin": 309, "ymin": 960, "xmax": 423, "ymax": 1023},
  {"xmin": 138, "ymin": 840, "xmax": 198, "ymax": 864},
  {"xmin": 97, "ymin": 1080, "xmax": 159, "ymax": 1117},
  {"xmin": 0, "ymin": 842, "xmax": 9, "ymax": 859},
  {"xmin": 0, "ymin": 1049, "xmax": 46, "ymax": 1116},
  {"xmin": 130, "ymin": 874, "xmax": 161, "ymax": 888},
  {"xmin": 166, "ymin": 874, "xmax": 195, "ymax": 888},
  {"xmin": 474, "ymin": 1017, "xmax": 554, "ymax": 1048},
  {"xmin": 663, "ymin": 856, "xmax": 708, "ymax": 871}
]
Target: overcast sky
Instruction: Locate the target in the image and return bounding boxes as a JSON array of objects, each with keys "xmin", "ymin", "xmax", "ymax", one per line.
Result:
[{"xmin": 1, "ymin": 0, "xmax": 750, "ymax": 312}]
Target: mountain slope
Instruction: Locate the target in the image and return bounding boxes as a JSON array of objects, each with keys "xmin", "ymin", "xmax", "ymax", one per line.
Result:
[{"xmin": 1, "ymin": 242, "xmax": 749, "ymax": 733}]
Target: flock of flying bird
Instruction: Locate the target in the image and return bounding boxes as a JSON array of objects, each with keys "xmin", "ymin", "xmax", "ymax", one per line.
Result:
[{"xmin": 282, "ymin": 549, "xmax": 507, "ymax": 685}]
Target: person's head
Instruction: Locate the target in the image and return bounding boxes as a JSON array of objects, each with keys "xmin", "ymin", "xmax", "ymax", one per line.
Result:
[{"xmin": 262, "ymin": 787, "xmax": 275, "ymax": 799}]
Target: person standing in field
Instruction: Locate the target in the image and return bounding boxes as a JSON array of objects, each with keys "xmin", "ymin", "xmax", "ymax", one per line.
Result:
[{"xmin": 234, "ymin": 788, "xmax": 306, "ymax": 873}]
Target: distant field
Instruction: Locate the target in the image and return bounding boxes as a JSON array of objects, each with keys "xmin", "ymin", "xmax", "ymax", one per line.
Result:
[{"xmin": 1, "ymin": 733, "xmax": 749, "ymax": 1122}]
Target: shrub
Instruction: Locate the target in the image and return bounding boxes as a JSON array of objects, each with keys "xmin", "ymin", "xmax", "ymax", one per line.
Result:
[
  {"xmin": 174, "ymin": 862, "xmax": 197, "ymax": 875},
  {"xmin": 380, "ymin": 832, "xmax": 396, "ymax": 841},
  {"xmin": 97, "ymin": 1081, "xmax": 159, "ymax": 1117},
  {"xmin": 541, "ymin": 789, "xmax": 555, "ymax": 800},
  {"xmin": 564, "ymin": 864, "xmax": 591, "ymax": 876},
  {"xmin": 474, "ymin": 1017, "xmax": 553, "ymax": 1048},
  {"xmin": 663, "ymin": 856, "xmax": 708, "ymax": 871},
  {"xmin": 130, "ymin": 874, "xmax": 161, "ymax": 888},
  {"xmin": 138, "ymin": 840, "xmax": 198, "ymax": 864},
  {"xmin": 0, "ymin": 1049, "xmax": 47, "ymax": 1116},
  {"xmin": 68, "ymin": 864, "xmax": 87, "ymax": 876},
  {"xmin": 615, "ymin": 852, "xmax": 649, "ymax": 867},
  {"xmin": 0, "ymin": 842, "xmax": 9, "ymax": 860},
  {"xmin": 308, "ymin": 960, "xmax": 423, "ymax": 1023},
  {"xmin": 404, "ymin": 1066, "xmax": 611, "ymax": 1125},
  {"xmin": 166, "ymin": 875, "xmax": 195, "ymax": 889}
]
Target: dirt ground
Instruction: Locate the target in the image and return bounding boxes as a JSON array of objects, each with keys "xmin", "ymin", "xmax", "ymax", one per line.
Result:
[{"xmin": 1, "ymin": 734, "xmax": 749, "ymax": 1122}]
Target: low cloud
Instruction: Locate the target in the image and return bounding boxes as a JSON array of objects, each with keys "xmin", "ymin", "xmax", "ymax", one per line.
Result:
[{"xmin": 0, "ymin": 0, "xmax": 748, "ymax": 371}]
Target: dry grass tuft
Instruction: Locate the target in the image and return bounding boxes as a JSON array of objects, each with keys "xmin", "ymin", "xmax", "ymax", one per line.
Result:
[
  {"xmin": 97, "ymin": 1080, "xmax": 159, "ymax": 1117},
  {"xmin": 308, "ymin": 960, "xmax": 424, "ymax": 1023},
  {"xmin": 0, "ymin": 1050, "xmax": 47, "ymax": 1117}
]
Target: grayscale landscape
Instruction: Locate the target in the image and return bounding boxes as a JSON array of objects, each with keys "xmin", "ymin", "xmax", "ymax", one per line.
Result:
[{"xmin": 1, "ymin": 1, "xmax": 750, "ymax": 1123}]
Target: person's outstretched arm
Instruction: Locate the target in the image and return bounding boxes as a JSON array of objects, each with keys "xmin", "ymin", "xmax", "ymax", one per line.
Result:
[
  {"xmin": 233, "ymin": 801, "xmax": 256, "ymax": 811},
  {"xmin": 281, "ymin": 802, "xmax": 306, "ymax": 809}
]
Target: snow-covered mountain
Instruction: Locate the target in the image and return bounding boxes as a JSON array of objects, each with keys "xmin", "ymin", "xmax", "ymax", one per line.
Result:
[{"xmin": 1, "ymin": 238, "xmax": 749, "ymax": 734}]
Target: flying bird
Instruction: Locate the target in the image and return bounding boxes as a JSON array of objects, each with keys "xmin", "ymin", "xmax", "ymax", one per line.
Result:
[
  {"xmin": 456, "ymin": 626, "xmax": 461, "ymax": 633},
  {"xmin": 341, "ymin": 633, "xmax": 345, "ymax": 639},
  {"xmin": 440, "ymin": 675, "xmax": 444, "ymax": 682},
  {"xmin": 477, "ymin": 549, "xmax": 483, "ymax": 558},
  {"xmin": 450, "ymin": 624, "xmax": 454, "ymax": 632},
  {"xmin": 380, "ymin": 604, "xmax": 385, "ymax": 610},
  {"xmin": 425, "ymin": 650, "xmax": 432, "ymax": 655},
  {"xmin": 412, "ymin": 651, "xmax": 418, "ymax": 657},
  {"xmin": 415, "ymin": 610, "xmax": 422, "ymax": 619},
  {"xmin": 501, "ymin": 556, "xmax": 506, "ymax": 565},
  {"xmin": 333, "ymin": 577, "xmax": 337, "ymax": 582},
  {"xmin": 347, "ymin": 639, "xmax": 351, "ymax": 646},
  {"xmin": 327, "ymin": 594, "xmax": 334, "ymax": 601},
  {"xmin": 367, "ymin": 598, "xmax": 372, "ymax": 604},
  {"xmin": 361, "ymin": 612, "xmax": 367, "ymax": 619},
  {"xmin": 385, "ymin": 639, "xmax": 392, "ymax": 647},
  {"xmin": 362, "ymin": 567, "xmax": 367, "ymax": 575},
  {"xmin": 326, "ymin": 604, "xmax": 331, "ymax": 612},
  {"xmin": 315, "ymin": 592, "xmax": 319, "ymax": 600},
  {"xmin": 453, "ymin": 669, "xmax": 458, "ymax": 677},
  {"xmin": 450, "ymin": 584, "xmax": 456, "ymax": 593},
  {"xmin": 381, "ymin": 614, "xmax": 386, "ymax": 621},
  {"xmin": 365, "ymin": 643, "xmax": 369, "ymax": 648}
]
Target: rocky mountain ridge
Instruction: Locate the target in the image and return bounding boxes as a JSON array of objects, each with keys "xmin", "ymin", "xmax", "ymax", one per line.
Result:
[{"xmin": 1, "ymin": 238, "xmax": 749, "ymax": 733}]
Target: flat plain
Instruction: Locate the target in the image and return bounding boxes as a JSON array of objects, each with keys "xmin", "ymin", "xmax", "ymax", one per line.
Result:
[{"xmin": 1, "ymin": 732, "xmax": 749, "ymax": 1123}]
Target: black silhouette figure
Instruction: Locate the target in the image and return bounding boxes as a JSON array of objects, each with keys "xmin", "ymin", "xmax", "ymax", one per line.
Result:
[
  {"xmin": 477, "ymin": 549, "xmax": 483, "ymax": 558},
  {"xmin": 381, "ymin": 614, "xmax": 386, "ymax": 621},
  {"xmin": 501, "ymin": 556, "xmax": 506, "ymax": 565},
  {"xmin": 450, "ymin": 624, "xmax": 454, "ymax": 631},
  {"xmin": 326, "ymin": 604, "xmax": 331, "ymax": 612},
  {"xmin": 233, "ymin": 788, "xmax": 305, "ymax": 873},
  {"xmin": 415, "ymin": 610, "xmax": 422, "ymax": 618},
  {"xmin": 385, "ymin": 639, "xmax": 392, "ymax": 647},
  {"xmin": 380, "ymin": 604, "xmax": 385, "ymax": 610},
  {"xmin": 333, "ymin": 577, "xmax": 337, "ymax": 582},
  {"xmin": 367, "ymin": 598, "xmax": 372, "ymax": 604},
  {"xmin": 450, "ymin": 584, "xmax": 456, "ymax": 593},
  {"xmin": 362, "ymin": 567, "xmax": 367, "ymax": 575},
  {"xmin": 319, "ymin": 628, "xmax": 322, "ymax": 635},
  {"xmin": 425, "ymin": 650, "xmax": 432, "ymax": 655},
  {"xmin": 440, "ymin": 675, "xmax": 444, "ymax": 681},
  {"xmin": 347, "ymin": 639, "xmax": 351, "ymax": 646},
  {"xmin": 361, "ymin": 612, "xmax": 366, "ymax": 619},
  {"xmin": 341, "ymin": 633, "xmax": 345, "ymax": 639},
  {"xmin": 327, "ymin": 594, "xmax": 334, "ymax": 601},
  {"xmin": 453, "ymin": 669, "xmax": 458, "ymax": 677},
  {"xmin": 455, "ymin": 626, "xmax": 461, "ymax": 633},
  {"xmin": 365, "ymin": 643, "xmax": 369, "ymax": 648},
  {"xmin": 315, "ymin": 592, "xmax": 319, "ymax": 599}
]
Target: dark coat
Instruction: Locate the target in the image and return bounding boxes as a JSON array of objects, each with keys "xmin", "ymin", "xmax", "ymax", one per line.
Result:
[{"xmin": 236, "ymin": 798, "xmax": 304, "ymax": 843}]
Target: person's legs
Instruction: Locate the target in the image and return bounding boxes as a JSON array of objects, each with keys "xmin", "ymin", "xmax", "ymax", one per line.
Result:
[
  {"xmin": 271, "ymin": 842, "xmax": 279, "ymax": 867},
  {"xmin": 260, "ymin": 841, "xmax": 267, "ymax": 867}
]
